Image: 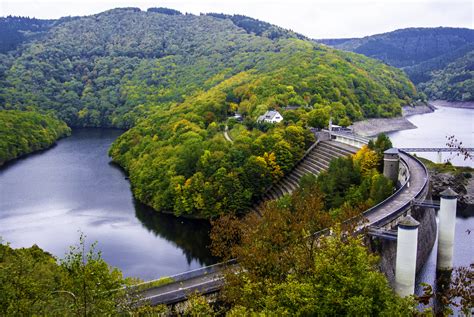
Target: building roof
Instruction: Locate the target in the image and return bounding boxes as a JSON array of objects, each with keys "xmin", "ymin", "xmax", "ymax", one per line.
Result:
[
  {"xmin": 258, "ymin": 110, "xmax": 283, "ymax": 122},
  {"xmin": 398, "ymin": 215, "xmax": 420, "ymax": 229},
  {"xmin": 440, "ymin": 187, "xmax": 458, "ymax": 198},
  {"xmin": 384, "ymin": 148, "xmax": 399, "ymax": 155}
]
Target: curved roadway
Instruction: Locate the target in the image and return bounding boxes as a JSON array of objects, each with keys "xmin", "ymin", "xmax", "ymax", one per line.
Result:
[{"xmin": 363, "ymin": 152, "xmax": 428, "ymax": 227}]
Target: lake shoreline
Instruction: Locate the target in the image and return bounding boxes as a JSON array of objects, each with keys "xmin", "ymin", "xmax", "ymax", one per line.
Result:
[
  {"xmin": 0, "ymin": 133, "xmax": 71, "ymax": 169},
  {"xmin": 351, "ymin": 100, "xmax": 473, "ymax": 140},
  {"xmin": 430, "ymin": 100, "xmax": 474, "ymax": 109},
  {"xmin": 350, "ymin": 103, "xmax": 435, "ymax": 137},
  {"xmin": 349, "ymin": 100, "xmax": 474, "ymax": 138}
]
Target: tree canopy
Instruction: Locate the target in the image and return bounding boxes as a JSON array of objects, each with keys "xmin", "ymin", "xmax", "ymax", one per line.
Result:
[
  {"xmin": 209, "ymin": 179, "xmax": 413, "ymax": 315},
  {"xmin": 0, "ymin": 110, "xmax": 71, "ymax": 166}
]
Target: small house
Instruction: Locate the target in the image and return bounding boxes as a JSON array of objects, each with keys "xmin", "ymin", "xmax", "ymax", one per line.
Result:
[
  {"xmin": 257, "ymin": 110, "xmax": 283, "ymax": 124},
  {"xmin": 232, "ymin": 113, "xmax": 243, "ymax": 122}
]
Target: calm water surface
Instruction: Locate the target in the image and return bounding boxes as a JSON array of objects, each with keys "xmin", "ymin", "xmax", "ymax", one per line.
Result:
[
  {"xmin": 388, "ymin": 106, "xmax": 473, "ymax": 167},
  {"xmin": 0, "ymin": 128, "xmax": 216, "ymax": 280},
  {"xmin": 388, "ymin": 105, "xmax": 473, "ymax": 295}
]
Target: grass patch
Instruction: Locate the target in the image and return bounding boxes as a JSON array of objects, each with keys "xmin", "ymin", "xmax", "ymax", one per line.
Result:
[
  {"xmin": 130, "ymin": 276, "xmax": 175, "ymax": 292},
  {"xmin": 415, "ymin": 155, "xmax": 473, "ymax": 175}
]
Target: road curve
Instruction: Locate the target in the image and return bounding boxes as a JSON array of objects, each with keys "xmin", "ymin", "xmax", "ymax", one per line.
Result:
[
  {"xmin": 363, "ymin": 151, "xmax": 428, "ymax": 227},
  {"xmin": 223, "ymin": 125, "xmax": 233, "ymax": 143}
]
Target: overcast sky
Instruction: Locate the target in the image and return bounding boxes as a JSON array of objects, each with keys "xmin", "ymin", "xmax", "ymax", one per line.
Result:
[{"xmin": 1, "ymin": 0, "xmax": 472, "ymax": 38}]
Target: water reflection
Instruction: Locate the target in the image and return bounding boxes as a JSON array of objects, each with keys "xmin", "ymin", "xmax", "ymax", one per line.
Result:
[{"xmin": 134, "ymin": 201, "xmax": 218, "ymax": 266}]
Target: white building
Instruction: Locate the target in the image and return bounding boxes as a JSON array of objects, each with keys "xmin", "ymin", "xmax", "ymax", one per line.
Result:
[{"xmin": 257, "ymin": 110, "xmax": 283, "ymax": 123}]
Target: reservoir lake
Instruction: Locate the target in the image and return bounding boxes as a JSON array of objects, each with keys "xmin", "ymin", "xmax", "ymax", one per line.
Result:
[{"xmin": 0, "ymin": 128, "xmax": 216, "ymax": 281}]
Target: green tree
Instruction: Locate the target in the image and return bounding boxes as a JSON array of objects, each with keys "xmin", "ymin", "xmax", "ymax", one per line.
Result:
[
  {"xmin": 59, "ymin": 234, "xmax": 127, "ymax": 316},
  {"xmin": 0, "ymin": 235, "xmax": 136, "ymax": 316},
  {"xmin": 0, "ymin": 243, "xmax": 66, "ymax": 315},
  {"xmin": 211, "ymin": 197, "xmax": 414, "ymax": 315},
  {"xmin": 307, "ymin": 107, "xmax": 330, "ymax": 129}
]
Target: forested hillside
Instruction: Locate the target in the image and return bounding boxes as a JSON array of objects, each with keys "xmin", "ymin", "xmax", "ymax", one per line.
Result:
[
  {"xmin": 318, "ymin": 27, "xmax": 474, "ymax": 101},
  {"xmin": 0, "ymin": 16, "xmax": 56, "ymax": 53},
  {"xmin": 0, "ymin": 8, "xmax": 418, "ymax": 217},
  {"xmin": 418, "ymin": 51, "xmax": 474, "ymax": 101},
  {"xmin": 0, "ymin": 110, "xmax": 71, "ymax": 166},
  {"xmin": 0, "ymin": 8, "xmax": 416, "ymax": 128}
]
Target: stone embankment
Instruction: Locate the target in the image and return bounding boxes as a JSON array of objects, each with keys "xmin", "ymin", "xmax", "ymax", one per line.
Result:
[
  {"xmin": 402, "ymin": 103, "xmax": 435, "ymax": 116},
  {"xmin": 350, "ymin": 103, "xmax": 434, "ymax": 137},
  {"xmin": 351, "ymin": 117, "xmax": 417, "ymax": 137},
  {"xmin": 430, "ymin": 100, "xmax": 474, "ymax": 109}
]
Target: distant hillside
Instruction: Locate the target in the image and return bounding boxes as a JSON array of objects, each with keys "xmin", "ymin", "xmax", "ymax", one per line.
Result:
[
  {"xmin": 204, "ymin": 12, "xmax": 307, "ymax": 40},
  {"xmin": 1, "ymin": 8, "xmax": 415, "ymax": 127},
  {"xmin": 418, "ymin": 51, "xmax": 474, "ymax": 101},
  {"xmin": 318, "ymin": 27, "xmax": 474, "ymax": 101},
  {"xmin": 0, "ymin": 16, "xmax": 53, "ymax": 53},
  {"xmin": 0, "ymin": 16, "xmax": 79, "ymax": 53},
  {"xmin": 0, "ymin": 8, "xmax": 418, "ymax": 217}
]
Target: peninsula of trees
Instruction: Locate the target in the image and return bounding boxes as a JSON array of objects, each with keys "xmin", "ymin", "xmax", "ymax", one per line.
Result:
[{"xmin": 0, "ymin": 110, "xmax": 70, "ymax": 166}]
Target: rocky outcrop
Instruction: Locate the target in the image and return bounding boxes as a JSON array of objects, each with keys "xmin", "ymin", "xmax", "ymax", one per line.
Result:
[{"xmin": 429, "ymin": 170, "xmax": 473, "ymax": 213}]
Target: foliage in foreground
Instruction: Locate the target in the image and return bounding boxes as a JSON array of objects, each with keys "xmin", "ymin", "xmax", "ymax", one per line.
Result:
[
  {"xmin": 0, "ymin": 110, "xmax": 71, "ymax": 166},
  {"xmin": 0, "ymin": 235, "xmax": 139, "ymax": 316},
  {"xmin": 210, "ymin": 193, "xmax": 414, "ymax": 315},
  {"xmin": 417, "ymin": 263, "xmax": 474, "ymax": 316}
]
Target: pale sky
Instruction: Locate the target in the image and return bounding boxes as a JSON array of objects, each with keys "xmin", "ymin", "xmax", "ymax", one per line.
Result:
[{"xmin": 1, "ymin": 0, "xmax": 472, "ymax": 39}]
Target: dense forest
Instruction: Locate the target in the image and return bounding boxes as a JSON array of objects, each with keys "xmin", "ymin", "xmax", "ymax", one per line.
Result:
[
  {"xmin": 0, "ymin": 8, "xmax": 418, "ymax": 217},
  {"xmin": 418, "ymin": 51, "xmax": 474, "ymax": 101},
  {"xmin": 0, "ymin": 9, "xmax": 416, "ymax": 128},
  {"xmin": 1, "ymin": 9, "xmax": 472, "ymax": 315},
  {"xmin": 0, "ymin": 110, "xmax": 71, "ymax": 166},
  {"xmin": 318, "ymin": 27, "xmax": 474, "ymax": 101}
]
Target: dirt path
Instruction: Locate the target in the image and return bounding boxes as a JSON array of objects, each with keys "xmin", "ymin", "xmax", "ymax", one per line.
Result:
[{"xmin": 224, "ymin": 125, "xmax": 233, "ymax": 143}]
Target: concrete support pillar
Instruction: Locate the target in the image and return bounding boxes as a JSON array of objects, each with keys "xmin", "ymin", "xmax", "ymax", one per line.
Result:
[
  {"xmin": 383, "ymin": 148, "xmax": 400, "ymax": 184},
  {"xmin": 437, "ymin": 151, "xmax": 442, "ymax": 164},
  {"xmin": 436, "ymin": 188, "xmax": 458, "ymax": 271},
  {"xmin": 395, "ymin": 215, "xmax": 420, "ymax": 297}
]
